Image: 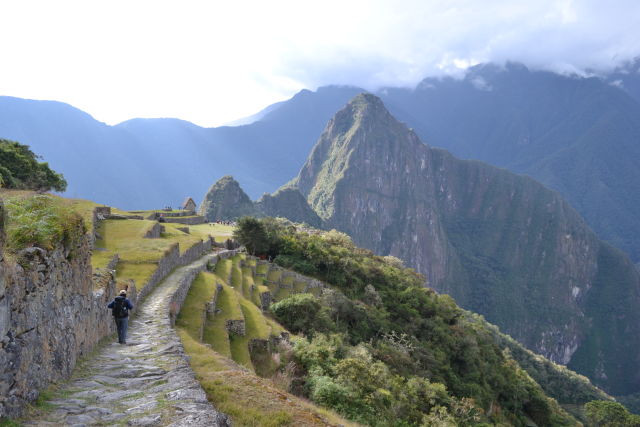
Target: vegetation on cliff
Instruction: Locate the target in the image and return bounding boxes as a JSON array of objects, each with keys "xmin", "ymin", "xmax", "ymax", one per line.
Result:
[
  {"xmin": 0, "ymin": 139, "xmax": 66, "ymax": 192},
  {"xmin": 233, "ymin": 217, "xmax": 592, "ymax": 426},
  {"xmin": 3, "ymin": 194, "xmax": 84, "ymax": 253}
]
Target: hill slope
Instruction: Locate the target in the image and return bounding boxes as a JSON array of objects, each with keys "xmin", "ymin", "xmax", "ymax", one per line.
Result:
[{"xmin": 290, "ymin": 93, "xmax": 640, "ymax": 397}]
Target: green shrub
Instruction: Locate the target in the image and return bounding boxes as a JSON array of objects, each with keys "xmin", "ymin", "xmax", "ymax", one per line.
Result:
[
  {"xmin": 584, "ymin": 400, "xmax": 635, "ymax": 426},
  {"xmin": 5, "ymin": 195, "xmax": 84, "ymax": 252},
  {"xmin": 237, "ymin": 218, "xmax": 580, "ymax": 425},
  {"xmin": 270, "ymin": 293, "xmax": 333, "ymax": 335},
  {"xmin": 0, "ymin": 139, "xmax": 66, "ymax": 191}
]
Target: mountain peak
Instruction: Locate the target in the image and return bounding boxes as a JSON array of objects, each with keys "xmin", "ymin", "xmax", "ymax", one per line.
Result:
[
  {"xmin": 295, "ymin": 93, "xmax": 424, "ymax": 219},
  {"xmin": 198, "ymin": 175, "xmax": 255, "ymax": 221}
]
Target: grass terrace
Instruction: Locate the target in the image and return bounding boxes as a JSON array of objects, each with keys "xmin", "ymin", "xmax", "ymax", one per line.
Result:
[{"xmin": 177, "ymin": 254, "xmax": 355, "ymax": 426}]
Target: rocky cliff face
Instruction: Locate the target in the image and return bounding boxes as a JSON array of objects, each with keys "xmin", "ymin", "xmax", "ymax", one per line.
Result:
[
  {"xmin": 292, "ymin": 93, "xmax": 640, "ymax": 396},
  {"xmin": 255, "ymin": 188, "xmax": 322, "ymax": 227}
]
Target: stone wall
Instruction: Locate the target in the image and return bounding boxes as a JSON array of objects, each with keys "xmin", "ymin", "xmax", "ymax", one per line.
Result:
[
  {"xmin": 245, "ymin": 256, "xmax": 326, "ymax": 307},
  {"xmin": 135, "ymin": 237, "xmax": 215, "ymax": 305},
  {"xmin": 144, "ymin": 223, "xmax": 165, "ymax": 238},
  {"xmin": 168, "ymin": 250, "xmax": 239, "ymax": 328},
  {"xmin": 91, "ymin": 206, "xmax": 112, "ymax": 247},
  {"xmin": 225, "ymin": 319, "xmax": 246, "ymax": 336},
  {"xmin": 163, "ymin": 216, "xmax": 206, "ymax": 225},
  {"xmin": 0, "ymin": 230, "xmax": 119, "ymax": 418},
  {"xmin": 0, "ymin": 214, "xmax": 217, "ymax": 418}
]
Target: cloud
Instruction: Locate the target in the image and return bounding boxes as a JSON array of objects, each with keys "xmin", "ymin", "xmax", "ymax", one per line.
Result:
[
  {"xmin": 0, "ymin": 0, "xmax": 639, "ymax": 126},
  {"xmin": 274, "ymin": 0, "xmax": 640, "ymax": 89}
]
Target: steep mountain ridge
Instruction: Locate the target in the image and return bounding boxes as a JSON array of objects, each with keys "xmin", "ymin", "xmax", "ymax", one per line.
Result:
[{"xmin": 291, "ymin": 94, "xmax": 640, "ymax": 396}]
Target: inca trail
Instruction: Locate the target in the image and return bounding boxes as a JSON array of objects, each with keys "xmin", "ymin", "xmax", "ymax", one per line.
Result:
[{"xmin": 23, "ymin": 252, "xmax": 230, "ymax": 427}]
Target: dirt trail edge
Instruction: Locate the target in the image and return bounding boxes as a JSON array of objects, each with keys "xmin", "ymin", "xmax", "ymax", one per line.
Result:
[{"xmin": 24, "ymin": 251, "xmax": 231, "ymax": 427}]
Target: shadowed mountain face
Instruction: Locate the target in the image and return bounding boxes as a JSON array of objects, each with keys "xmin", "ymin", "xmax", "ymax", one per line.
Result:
[
  {"xmin": 292, "ymin": 93, "xmax": 640, "ymax": 396},
  {"xmin": 379, "ymin": 63, "xmax": 640, "ymax": 264}
]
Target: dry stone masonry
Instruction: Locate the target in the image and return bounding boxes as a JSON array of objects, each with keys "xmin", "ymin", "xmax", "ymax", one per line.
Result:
[
  {"xmin": 23, "ymin": 251, "xmax": 233, "ymax": 426},
  {"xmin": 1, "ymin": 207, "xmax": 218, "ymax": 419}
]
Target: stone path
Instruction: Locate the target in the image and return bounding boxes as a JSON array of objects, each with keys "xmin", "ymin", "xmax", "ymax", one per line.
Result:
[{"xmin": 24, "ymin": 253, "xmax": 230, "ymax": 427}]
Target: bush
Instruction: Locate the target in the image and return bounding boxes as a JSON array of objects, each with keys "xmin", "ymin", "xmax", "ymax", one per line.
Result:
[
  {"xmin": 5, "ymin": 195, "xmax": 84, "ymax": 252},
  {"xmin": 270, "ymin": 293, "xmax": 333, "ymax": 335},
  {"xmin": 0, "ymin": 139, "xmax": 66, "ymax": 192}
]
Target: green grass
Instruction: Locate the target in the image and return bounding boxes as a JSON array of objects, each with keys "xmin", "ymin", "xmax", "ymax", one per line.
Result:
[
  {"xmin": 115, "ymin": 262, "xmax": 158, "ymax": 289},
  {"xmin": 231, "ymin": 255, "xmax": 243, "ymax": 288},
  {"xmin": 241, "ymin": 298, "xmax": 270, "ymax": 339},
  {"xmin": 281, "ymin": 275, "xmax": 294, "ymax": 286},
  {"xmin": 217, "ymin": 283, "xmax": 243, "ymax": 320},
  {"xmin": 202, "ymin": 283, "xmax": 243, "ymax": 358},
  {"xmin": 229, "ymin": 335, "xmax": 254, "ymax": 370},
  {"xmin": 267, "ymin": 281, "xmax": 279, "ymax": 296},
  {"xmin": 215, "ymin": 259, "xmax": 232, "ymax": 284},
  {"xmin": 267, "ymin": 269, "xmax": 282, "ymax": 283},
  {"xmin": 265, "ymin": 317, "xmax": 285, "ymax": 335},
  {"xmin": 242, "ymin": 268, "xmax": 254, "ymax": 300},
  {"xmin": 176, "ymin": 272, "xmax": 218, "ymax": 339},
  {"xmin": 294, "ymin": 281, "xmax": 307, "ymax": 293},
  {"xmin": 229, "ymin": 298, "xmax": 274, "ymax": 371},
  {"xmin": 189, "ymin": 223, "xmax": 235, "ymax": 242},
  {"xmin": 275, "ymin": 287, "xmax": 291, "ymax": 302},
  {"xmin": 256, "ymin": 264, "xmax": 268, "ymax": 275},
  {"xmin": 178, "ymin": 329, "xmax": 357, "ymax": 427},
  {"xmin": 203, "ymin": 316, "xmax": 231, "ymax": 358}
]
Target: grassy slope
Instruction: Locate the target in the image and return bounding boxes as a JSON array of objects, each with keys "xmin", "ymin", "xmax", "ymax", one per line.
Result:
[
  {"xmin": 175, "ymin": 272, "xmax": 218, "ymax": 339},
  {"xmin": 178, "ymin": 264, "xmax": 355, "ymax": 427},
  {"xmin": 178, "ymin": 330, "xmax": 357, "ymax": 427}
]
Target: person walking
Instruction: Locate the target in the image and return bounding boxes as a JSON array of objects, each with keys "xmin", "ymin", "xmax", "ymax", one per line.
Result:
[{"xmin": 108, "ymin": 290, "xmax": 134, "ymax": 344}]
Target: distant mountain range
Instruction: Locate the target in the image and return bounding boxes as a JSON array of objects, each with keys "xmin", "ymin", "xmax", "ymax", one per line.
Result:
[{"xmin": 1, "ymin": 62, "xmax": 640, "ymax": 264}]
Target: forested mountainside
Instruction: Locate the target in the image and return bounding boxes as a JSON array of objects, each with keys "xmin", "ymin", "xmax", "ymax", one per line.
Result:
[
  {"xmin": 212, "ymin": 94, "xmax": 640, "ymax": 398},
  {"xmin": 229, "ymin": 217, "xmax": 611, "ymax": 425}
]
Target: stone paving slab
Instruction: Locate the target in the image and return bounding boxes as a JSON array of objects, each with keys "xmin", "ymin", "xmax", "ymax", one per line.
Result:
[{"xmin": 24, "ymin": 253, "xmax": 230, "ymax": 426}]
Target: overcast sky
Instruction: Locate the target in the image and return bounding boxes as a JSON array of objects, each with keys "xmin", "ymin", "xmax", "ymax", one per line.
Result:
[{"xmin": 1, "ymin": 0, "xmax": 639, "ymax": 127}]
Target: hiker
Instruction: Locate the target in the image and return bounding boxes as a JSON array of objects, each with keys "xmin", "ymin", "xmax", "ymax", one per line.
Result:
[{"xmin": 107, "ymin": 290, "xmax": 134, "ymax": 344}]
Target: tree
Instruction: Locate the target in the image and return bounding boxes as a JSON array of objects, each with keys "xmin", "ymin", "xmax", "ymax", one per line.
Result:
[
  {"xmin": 0, "ymin": 139, "xmax": 67, "ymax": 192},
  {"xmin": 233, "ymin": 216, "xmax": 268, "ymax": 255},
  {"xmin": 584, "ymin": 400, "xmax": 630, "ymax": 426}
]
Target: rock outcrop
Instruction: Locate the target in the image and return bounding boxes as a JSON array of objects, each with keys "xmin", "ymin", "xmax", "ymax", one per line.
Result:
[
  {"xmin": 255, "ymin": 187, "xmax": 322, "ymax": 227},
  {"xmin": 199, "ymin": 176, "xmax": 257, "ymax": 221},
  {"xmin": 199, "ymin": 176, "xmax": 322, "ymax": 227},
  {"xmin": 290, "ymin": 93, "xmax": 640, "ymax": 396}
]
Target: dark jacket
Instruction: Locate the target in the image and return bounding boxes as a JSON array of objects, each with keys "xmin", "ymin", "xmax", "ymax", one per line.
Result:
[{"xmin": 108, "ymin": 296, "xmax": 134, "ymax": 317}]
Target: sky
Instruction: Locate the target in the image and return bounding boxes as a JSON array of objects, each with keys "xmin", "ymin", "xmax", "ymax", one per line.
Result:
[{"xmin": 1, "ymin": 0, "xmax": 639, "ymax": 127}]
